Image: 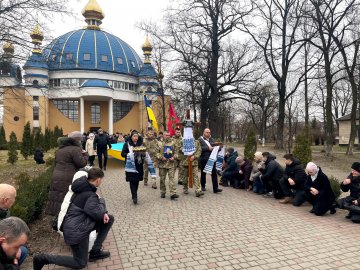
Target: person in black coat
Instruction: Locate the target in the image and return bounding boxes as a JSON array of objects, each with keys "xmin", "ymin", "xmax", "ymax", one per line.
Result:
[
  {"xmin": 221, "ymin": 148, "xmax": 238, "ymax": 187},
  {"xmin": 279, "ymin": 154, "xmax": 307, "ymax": 205},
  {"xmin": 261, "ymin": 152, "xmax": 284, "ymax": 198},
  {"xmin": 93, "ymin": 129, "xmax": 112, "ymax": 170},
  {"xmin": 34, "ymin": 148, "xmax": 45, "ymax": 164},
  {"xmin": 198, "ymin": 128, "xmax": 222, "ymax": 193},
  {"xmin": 337, "ymin": 162, "xmax": 360, "ymax": 223},
  {"xmin": 121, "ymin": 130, "xmax": 145, "ymax": 204},
  {"xmin": 295, "ymin": 162, "xmax": 336, "ymax": 216},
  {"xmin": 33, "ymin": 168, "xmax": 114, "ymax": 270}
]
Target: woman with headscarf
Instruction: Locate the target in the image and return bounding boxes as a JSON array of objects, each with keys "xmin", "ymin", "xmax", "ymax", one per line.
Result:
[
  {"xmin": 45, "ymin": 131, "xmax": 89, "ymax": 216},
  {"xmin": 86, "ymin": 133, "xmax": 96, "ymax": 166},
  {"xmin": 121, "ymin": 130, "xmax": 145, "ymax": 204},
  {"xmin": 298, "ymin": 162, "xmax": 336, "ymax": 216}
]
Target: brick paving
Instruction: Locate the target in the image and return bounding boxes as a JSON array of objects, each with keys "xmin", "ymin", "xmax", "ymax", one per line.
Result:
[{"xmin": 42, "ymin": 158, "xmax": 360, "ymax": 270}]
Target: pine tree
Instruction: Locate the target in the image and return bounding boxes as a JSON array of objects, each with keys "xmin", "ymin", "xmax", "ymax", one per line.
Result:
[
  {"xmin": 7, "ymin": 132, "xmax": 18, "ymax": 164},
  {"xmin": 0, "ymin": 126, "xmax": 6, "ymax": 147},
  {"xmin": 59, "ymin": 128, "xmax": 64, "ymax": 137},
  {"xmin": 33, "ymin": 127, "xmax": 43, "ymax": 150},
  {"xmin": 292, "ymin": 126, "xmax": 312, "ymax": 167},
  {"xmin": 21, "ymin": 122, "xmax": 33, "ymax": 160},
  {"xmin": 43, "ymin": 128, "xmax": 51, "ymax": 152},
  {"xmin": 244, "ymin": 128, "xmax": 257, "ymax": 160}
]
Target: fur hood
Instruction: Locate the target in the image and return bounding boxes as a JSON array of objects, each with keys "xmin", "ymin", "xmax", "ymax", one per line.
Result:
[{"xmin": 57, "ymin": 137, "xmax": 82, "ymax": 148}]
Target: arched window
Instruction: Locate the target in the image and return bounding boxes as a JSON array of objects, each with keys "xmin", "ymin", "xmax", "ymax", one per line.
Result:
[{"xmin": 91, "ymin": 103, "xmax": 101, "ymax": 124}]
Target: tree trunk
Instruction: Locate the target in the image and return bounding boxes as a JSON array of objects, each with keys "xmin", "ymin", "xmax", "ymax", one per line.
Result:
[
  {"xmin": 323, "ymin": 52, "xmax": 334, "ymax": 156},
  {"xmin": 346, "ymin": 81, "xmax": 358, "ymax": 155},
  {"xmin": 304, "ymin": 44, "xmax": 309, "ymax": 126},
  {"xmin": 275, "ymin": 81, "xmax": 286, "ymax": 149}
]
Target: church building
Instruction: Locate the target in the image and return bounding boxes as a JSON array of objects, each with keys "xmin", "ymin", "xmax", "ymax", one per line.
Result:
[{"xmin": 0, "ymin": 0, "xmax": 165, "ymax": 140}]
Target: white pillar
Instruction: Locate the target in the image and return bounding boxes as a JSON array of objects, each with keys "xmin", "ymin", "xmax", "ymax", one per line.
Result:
[
  {"xmin": 80, "ymin": 97, "xmax": 84, "ymax": 133},
  {"xmin": 108, "ymin": 98, "xmax": 113, "ymax": 135}
]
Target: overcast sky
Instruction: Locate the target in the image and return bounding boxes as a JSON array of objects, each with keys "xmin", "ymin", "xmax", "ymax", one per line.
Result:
[{"xmin": 49, "ymin": 0, "xmax": 171, "ymax": 56}]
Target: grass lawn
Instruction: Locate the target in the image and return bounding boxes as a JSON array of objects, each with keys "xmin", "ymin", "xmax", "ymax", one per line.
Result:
[{"xmin": 0, "ymin": 149, "xmax": 56, "ymax": 186}]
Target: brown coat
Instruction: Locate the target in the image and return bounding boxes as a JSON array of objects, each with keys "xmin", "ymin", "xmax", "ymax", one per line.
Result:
[{"xmin": 45, "ymin": 137, "xmax": 88, "ymax": 216}]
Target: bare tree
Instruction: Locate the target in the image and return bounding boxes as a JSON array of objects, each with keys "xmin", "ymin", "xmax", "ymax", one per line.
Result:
[
  {"xmin": 139, "ymin": 0, "xmax": 253, "ymax": 138},
  {"xmin": 307, "ymin": 0, "xmax": 357, "ymax": 156},
  {"xmin": 239, "ymin": 0, "xmax": 307, "ymax": 149},
  {"xmin": 0, "ymin": 0, "xmax": 74, "ymax": 62}
]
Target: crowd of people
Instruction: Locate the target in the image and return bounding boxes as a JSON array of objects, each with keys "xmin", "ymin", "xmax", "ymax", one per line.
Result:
[{"xmin": 0, "ymin": 126, "xmax": 359, "ymax": 270}]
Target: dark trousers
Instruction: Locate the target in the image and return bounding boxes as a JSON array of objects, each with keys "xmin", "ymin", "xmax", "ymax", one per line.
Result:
[
  {"xmin": 200, "ymin": 159, "xmax": 219, "ymax": 192},
  {"xmin": 295, "ymin": 191, "xmax": 333, "ymax": 216},
  {"xmin": 44, "ymin": 215, "xmax": 114, "ymax": 269},
  {"xmin": 97, "ymin": 148, "xmax": 108, "ymax": 169},
  {"xmin": 88, "ymin": 155, "xmax": 95, "ymax": 166},
  {"xmin": 129, "ymin": 181, "xmax": 139, "ymax": 199},
  {"xmin": 262, "ymin": 177, "xmax": 283, "ymax": 197},
  {"xmin": 279, "ymin": 177, "xmax": 304, "ymax": 198}
]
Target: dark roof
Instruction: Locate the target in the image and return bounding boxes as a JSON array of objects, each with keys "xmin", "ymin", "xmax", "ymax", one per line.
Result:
[{"xmin": 336, "ymin": 111, "xmax": 360, "ymax": 121}]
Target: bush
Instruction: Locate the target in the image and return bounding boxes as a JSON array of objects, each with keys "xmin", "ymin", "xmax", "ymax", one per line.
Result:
[
  {"xmin": 7, "ymin": 132, "xmax": 18, "ymax": 164},
  {"xmin": 0, "ymin": 144, "xmax": 8, "ymax": 150},
  {"xmin": 329, "ymin": 175, "xmax": 341, "ymax": 200},
  {"xmin": 292, "ymin": 126, "xmax": 312, "ymax": 167},
  {"xmin": 21, "ymin": 121, "xmax": 33, "ymax": 160},
  {"xmin": 11, "ymin": 166, "xmax": 54, "ymax": 224},
  {"xmin": 0, "ymin": 126, "xmax": 6, "ymax": 145},
  {"xmin": 244, "ymin": 128, "xmax": 257, "ymax": 160}
]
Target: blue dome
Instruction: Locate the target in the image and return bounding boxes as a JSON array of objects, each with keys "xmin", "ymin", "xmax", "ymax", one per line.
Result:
[
  {"xmin": 138, "ymin": 63, "xmax": 157, "ymax": 77},
  {"xmin": 43, "ymin": 29, "xmax": 143, "ymax": 76},
  {"xmin": 24, "ymin": 53, "xmax": 49, "ymax": 69}
]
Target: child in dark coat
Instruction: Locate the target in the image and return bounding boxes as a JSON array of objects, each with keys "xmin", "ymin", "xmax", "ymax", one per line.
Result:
[{"xmin": 34, "ymin": 148, "xmax": 45, "ymax": 164}]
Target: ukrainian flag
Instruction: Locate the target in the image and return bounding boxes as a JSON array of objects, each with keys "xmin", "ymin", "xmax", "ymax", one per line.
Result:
[{"xmin": 144, "ymin": 95, "xmax": 159, "ymax": 131}]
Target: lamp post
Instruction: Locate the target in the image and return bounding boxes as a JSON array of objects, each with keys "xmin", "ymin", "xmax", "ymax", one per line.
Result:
[{"xmin": 158, "ymin": 69, "xmax": 166, "ymax": 130}]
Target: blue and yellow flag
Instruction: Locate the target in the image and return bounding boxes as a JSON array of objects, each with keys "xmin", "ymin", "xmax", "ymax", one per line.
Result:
[{"xmin": 144, "ymin": 95, "xmax": 159, "ymax": 131}]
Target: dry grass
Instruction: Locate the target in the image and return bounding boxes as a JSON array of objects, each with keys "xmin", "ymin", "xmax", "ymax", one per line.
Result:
[{"xmin": 0, "ymin": 149, "xmax": 56, "ymax": 186}]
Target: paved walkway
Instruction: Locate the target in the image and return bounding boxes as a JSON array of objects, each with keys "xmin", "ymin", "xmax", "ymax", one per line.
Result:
[{"xmin": 44, "ymin": 158, "xmax": 360, "ymax": 270}]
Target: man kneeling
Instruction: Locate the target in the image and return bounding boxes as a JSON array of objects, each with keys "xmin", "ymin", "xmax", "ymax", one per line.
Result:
[{"xmin": 33, "ymin": 168, "xmax": 114, "ymax": 269}]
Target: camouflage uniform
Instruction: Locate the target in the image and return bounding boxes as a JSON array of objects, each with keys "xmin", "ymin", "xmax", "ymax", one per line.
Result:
[
  {"xmin": 177, "ymin": 140, "xmax": 203, "ymax": 197},
  {"xmin": 157, "ymin": 138, "xmax": 177, "ymax": 197},
  {"xmin": 173, "ymin": 135, "xmax": 186, "ymax": 185},
  {"xmin": 143, "ymin": 136, "xmax": 160, "ymax": 188}
]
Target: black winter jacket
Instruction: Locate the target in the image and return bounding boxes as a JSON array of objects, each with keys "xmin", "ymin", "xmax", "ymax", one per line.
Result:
[
  {"xmin": 340, "ymin": 174, "xmax": 360, "ymax": 201},
  {"xmin": 198, "ymin": 136, "xmax": 216, "ymax": 161},
  {"xmin": 304, "ymin": 167, "xmax": 335, "ymax": 201},
  {"xmin": 284, "ymin": 159, "xmax": 306, "ymax": 189},
  {"xmin": 0, "ymin": 246, "xmax": 17, "ymax": 270},
  {"xmin": 93, "ymin": 134, "xmax": 112, "ymax": 151},
  {"xmin": 62, "ymin": 176, "xmax": 106, "ymax": 246},
  {"xmin": 261, "ymin": 154, "xmax": 284, "ymax": 182}
]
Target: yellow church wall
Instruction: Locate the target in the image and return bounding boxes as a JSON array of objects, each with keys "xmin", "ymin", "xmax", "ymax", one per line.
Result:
[
  {"xmin": 48, "ymin": 100, "xmax": 80, "ymax": 135},
  {"xmin": 84, "ymin": 101, "xmax": 109, "ymax": 132},
  {"xmin": 24, "ymin": 96, "xmax": 33, "ymax": 126},
  {"xmin": 38, "ymin": 96, "xmax": 49, "ymax": 129},
  {"xmin": 113, "ymin": 103, "xmax": 140, "ymax": 134},
  {"xmin": 3, "ymin": 87, "xmax": 26, "ymax": 141}
]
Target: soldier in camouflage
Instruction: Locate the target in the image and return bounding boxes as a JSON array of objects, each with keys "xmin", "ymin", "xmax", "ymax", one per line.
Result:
[
  {"xmin": 143, "ymin": 129, "xmax": 159, "ymax": 189},
  {"xmin": 156, "ymin": 131, "xmax": 179, "ymax": 200},
  {"xmin": 173, "ymin": 128, "xmax": 186, "ymax": 185},
  {"xmin": 177, "ymin": 135, "xmax": 204, "ymax": 197}
]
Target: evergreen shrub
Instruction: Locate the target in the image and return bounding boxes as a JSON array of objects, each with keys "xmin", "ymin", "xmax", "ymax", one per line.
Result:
[
  {"xmin": 244, "ymin": 128, "xmax": 257, "ymax": 160},
  {"xmin": 11, "ymin": 166, "xmax": 53, "ymax": 223},
  {"xmin": 7, "ymin": 132, "xmax": 18, "ymax": 164},
  {"xmin": 292, "ymin": 126, "xmax": 312, "ymax": 167},
  {"xmin": 329, "ymin": 175, "xmax": 341, "ymax": 200}
]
